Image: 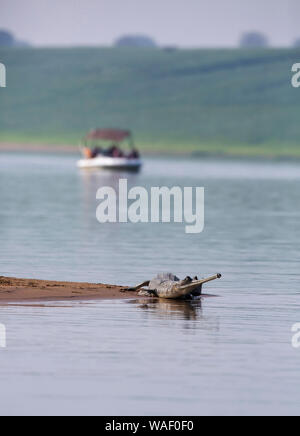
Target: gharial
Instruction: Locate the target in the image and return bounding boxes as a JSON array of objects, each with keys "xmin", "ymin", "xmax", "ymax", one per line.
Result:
[{"xmin": 122, "ymin": 273, "xmax": 222, "ymax": 300}]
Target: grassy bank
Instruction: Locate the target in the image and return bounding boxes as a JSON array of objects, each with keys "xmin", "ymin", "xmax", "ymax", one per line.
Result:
[{"xmin": 1, "ymin": 46, "xmax": 300, "ymax": 158}]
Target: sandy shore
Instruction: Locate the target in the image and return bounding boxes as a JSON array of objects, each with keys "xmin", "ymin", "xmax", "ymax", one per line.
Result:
[{"xmin": 0, "ymin": 276, "xmax": 135, "ymax": 302}]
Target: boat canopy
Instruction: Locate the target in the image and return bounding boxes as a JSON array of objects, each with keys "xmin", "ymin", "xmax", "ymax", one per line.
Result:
[{"xmin": 84, "ymin": 128, "xmax": 132, "ymax": 143}]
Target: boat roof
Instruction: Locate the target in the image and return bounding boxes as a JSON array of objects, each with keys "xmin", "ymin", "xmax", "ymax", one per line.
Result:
[{"xmin": 84, "ymin": 128, "xmax": 132, "ymax": 142}]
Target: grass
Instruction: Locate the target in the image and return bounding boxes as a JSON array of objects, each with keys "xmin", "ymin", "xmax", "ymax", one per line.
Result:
[{"xmin": 1, "ymin": 46, "xmax": 300, "ymax": 158}]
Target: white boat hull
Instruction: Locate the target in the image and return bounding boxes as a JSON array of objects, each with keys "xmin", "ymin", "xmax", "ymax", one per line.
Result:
[{"xmin": 77, "ymin": 156, "xmax": 142, "ymax": 171}]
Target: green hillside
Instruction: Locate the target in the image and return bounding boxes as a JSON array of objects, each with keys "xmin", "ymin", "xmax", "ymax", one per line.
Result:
[{"xmin": 1, "ymin": 46, "xmax": 300, "ymax": 157}]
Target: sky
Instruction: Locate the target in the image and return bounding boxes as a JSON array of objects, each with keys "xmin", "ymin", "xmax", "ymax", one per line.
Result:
[{"xmin": 0, "ymin": 0, "xmax": 299, "ymax": 48}]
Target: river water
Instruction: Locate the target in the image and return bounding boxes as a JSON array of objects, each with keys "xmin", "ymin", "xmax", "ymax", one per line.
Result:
[{"xmin": 0, "ymin": 152, "xmax": 299, "ymax": 415}]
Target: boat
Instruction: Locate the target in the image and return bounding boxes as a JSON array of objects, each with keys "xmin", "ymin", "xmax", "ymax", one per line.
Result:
[{"xmin": 77, "ymin": 128, "xmax": 142, "ymax": 172}]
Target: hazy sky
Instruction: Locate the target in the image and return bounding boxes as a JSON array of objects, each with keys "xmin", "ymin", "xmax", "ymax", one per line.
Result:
[{"xmin": 0, "ymin": 0, "xmax": 299, "ymax": 47}]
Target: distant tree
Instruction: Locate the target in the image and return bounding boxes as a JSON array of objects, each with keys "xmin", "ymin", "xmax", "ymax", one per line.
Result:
[
  {"xmin": 294, "ymin": 38, "xmax": 300, "ymax": 48},
  {"xmin": 163, "ymin": 46, "xmax": 178, "ymax": 53},
  {"xmin": 240, "ymin": 32, "xmax": 269, "ymax": 48},
  {"xmin": 115, "ymin": 35, "xmax": 157, "ymax": 48},
  {"xmin": 0, "ymin": 30, "xmax": 15, "ymax": 47},
  {"xmin": 14, "ymin": 40, "xmax": 31, "ymax": 48}
]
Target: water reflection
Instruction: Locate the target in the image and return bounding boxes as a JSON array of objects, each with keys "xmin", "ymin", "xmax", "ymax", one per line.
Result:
[
  {"xmin": 79, "ymin": 168, "xmax": 141, "ymax": 197},
  {"xmin": 79, "ymin": 168, "xmax": 141, "ymax": 223},
  {"xmin": 132, "ymin": 297, "xmax": 201, "ymax": 319},
  {"xmin": 127, "ymin": 298, "xmax": 220, "ymax": 332}
]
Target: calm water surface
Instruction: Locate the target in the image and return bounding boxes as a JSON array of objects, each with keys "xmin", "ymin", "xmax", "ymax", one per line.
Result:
[{"xmin": 0, "ymin": 152, "xmax": 299, "ymax": 415}]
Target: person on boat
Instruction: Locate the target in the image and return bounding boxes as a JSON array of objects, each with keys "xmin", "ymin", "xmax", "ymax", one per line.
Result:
[
  {"xmin": 82, "ymin": 147, "xmax": 93, "ymax": 159},
  {"xmin": 91, "ymin": 146, "xmax": 103, "ymax": 158},
  {"xmin": 105, "ymin": 145, "xmax": 124, "ymax": 158},
  {"xmin": 106, "ymin": 145, "xmax": 116, "ymax": 157},
  {"xmin": 112, "ymin": 147, "xmax": 124, "ymax": 158},
  {"xmin": 128, "ymin": 149, "xmax": 140, "ymax": 159}
]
